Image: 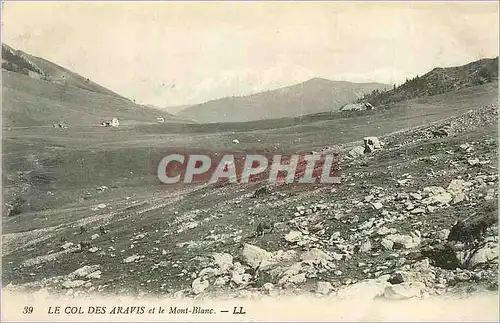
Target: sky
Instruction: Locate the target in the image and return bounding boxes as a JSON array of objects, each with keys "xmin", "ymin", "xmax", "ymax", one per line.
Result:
[{"xmin": 2, "ymin": 1, "xmax": 499, "ymax": 110}]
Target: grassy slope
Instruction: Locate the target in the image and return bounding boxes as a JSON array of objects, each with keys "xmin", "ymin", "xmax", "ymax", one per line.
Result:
[
  {"xmin": 2, "ymin": 44, "xmax": 192, "ymax": 127},
  {"xmin": 2, "ymin": 103, "xmax": 497, "ymax": 296},
  {"xmin": 2, "ymin": 81, "xmax": 497, "ymax": 220},
  {"xmin": 2, "ymin": 70, "xmax": 191, "ymax": 127}
]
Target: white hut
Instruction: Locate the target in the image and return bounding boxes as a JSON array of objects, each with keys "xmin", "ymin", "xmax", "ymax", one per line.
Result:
[{"xmin": 102, "ymin": 118, "xmax": 120, "ymax": 127}]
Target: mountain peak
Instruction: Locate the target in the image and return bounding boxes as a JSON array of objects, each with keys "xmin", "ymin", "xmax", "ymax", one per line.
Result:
[{"xmin": 179, "ymin": 78, "xmax": 389, "ymax": 123}]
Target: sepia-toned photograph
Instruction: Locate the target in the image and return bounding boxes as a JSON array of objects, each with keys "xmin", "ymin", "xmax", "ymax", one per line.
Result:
[{"xmin": 1, "ymin": 1, "xmax": 499, "ymax": 321}]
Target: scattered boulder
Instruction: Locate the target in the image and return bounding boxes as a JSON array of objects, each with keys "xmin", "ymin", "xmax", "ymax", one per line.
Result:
[
  {"xmin": 284, "ymin": 231, "xmax": 303, "ymax": 243},
  {"xmin": 469, "ymin": 242, "xmax": 499, "ymax": 268},
  {"xmin": 341, "ymin": 102, "xmax": 375, "ymax": 112},
  {"xmin": 123, "ymin": 255, "xmax": 141, "ymax": 263},
  {"xmin": 421, "ymin": 186, "xmax": 453, "ymax": 205},
  {"xmin": 62, "ymin": 280, "xmax": 86, "ymax": 289},
  {"xmin": 86, "ymin": 270, "xmax": 102, "ymax": 280},
  {"xmin": 348, "ymin": 146, "xmax": 365, "ymax": 159},
  {"xmin": 381, "ymin": 239, "xmax": 394, "ymax": 250},
  {"xmin": 191, "ymin": 278, "xmax": 209, "ymax": 294},
  {"xmin": 301, "ymin": 248, "xmax": 333, "ymax": 268},
  {"xmin": 384, "ymin": 282, "xmax": 425, "ymax": 300},
  {"xmin": 61, "ymin": 242, "xmax": 74, "ymax": 250},
  {"xmin": 241, "ymin": 244, "xmax": 273, "ymax": 270},
  {"xmin": 385, "ymin": 233, "xmax": 421, "ymax": 249},
  {"xmin": 316, "ymin": 281, "xmax": 334, "ymax": 295},
  {"xmin": 359, "ymin": 240, "xmax": 372, "ymax": 253},
  {"xmin": 364, "ymin": 136, "xmax": 383, "ymax": 153},
  {"xmin": 212, "ymin": 253, "xmax": 233, "ymax": 272},
  {"xmin": 68, "ymin": 265, "xmax": 101, "ymax": 280}
]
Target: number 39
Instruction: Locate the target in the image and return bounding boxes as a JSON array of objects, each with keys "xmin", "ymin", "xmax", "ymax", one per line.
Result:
[{"xmin": 23, "ymin": 306, "xmax": 33, "ymax": 314}]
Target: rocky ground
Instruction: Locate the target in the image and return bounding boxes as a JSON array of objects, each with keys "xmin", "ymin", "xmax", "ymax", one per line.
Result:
[{"xmin": 3, "ymin": 103, "xmax": 499, "ymax": 303}]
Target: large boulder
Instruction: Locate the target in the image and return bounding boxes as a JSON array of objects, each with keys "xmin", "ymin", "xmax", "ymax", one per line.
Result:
[
  {"xmin": 68, "ymin": 265, "xmax": 101, "ymax": 279},
  {"xmin": 469, "ymin": 242, "xmax": 498, "ymax": 268},
  {"xmin": 348, "ymin": 146, "xmax": 365, "ymax": 159},
  {"xmin": 241, "ymin": 244, "xmax": 274, "ymax": 270},
  {"xmin": 385, "ymin": 233, "xmax": 421, "ymax": 249},
  {"xmin": 300, "ymin": 248, "xmax": 333, "ymax": 268},
  {"xmin": 364, "ymin": 137, "xmax": 383, "ymax": 153},
  {"xmin": 422, "ymin": 186, "xmax": 453, "ymax": 205},
  {"xmin": 340, "ymin": 102, "xmax": 375, "ymax": 112},
  {"xmin": 191, "ymin": 278, "xmax": 209, "ymax": 294},
  {"xmin": 212, "ymin": 253, "xmax": 233, "ymax": 272}
]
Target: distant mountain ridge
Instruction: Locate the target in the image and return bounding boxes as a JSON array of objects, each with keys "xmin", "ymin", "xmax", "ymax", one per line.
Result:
[
  {"xmin": 178, "ymin": 77, "xmax": 389, "ymax": 123},
  {"xmin": 358, "ymin": 57, "xmax": 499, "ymax": 106}
]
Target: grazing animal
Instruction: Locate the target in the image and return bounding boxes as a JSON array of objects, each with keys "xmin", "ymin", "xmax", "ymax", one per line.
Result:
[
  {"xmin": 99, "ymin": 226, "xmax": 107, "ymax": 235},
  {"xmin": 255, "ymin": 221, "xmax": 273, "ymax": 237},
  {"xmin": 79, "ymin": 226, "xmax": 87, "ymax": 235},
  {"xmin": 79, "ymin": 240, "xmax": 91, "ymax": 252},
  {"xmin": 251, "ymin": 186, "xmax": 271, "ymax": 199},
  {"xmin": 431, "ymin": 125, "xmax": 451, "ymax": 138}
]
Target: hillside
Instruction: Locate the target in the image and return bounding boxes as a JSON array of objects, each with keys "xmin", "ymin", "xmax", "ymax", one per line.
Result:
[
  {"xmin": 358, "ymin": 57, "xmax": 499, "ymax": 107},
  {"xmin": 178, "ymin": 78, "xmax": 389, "ymax": 123},
  {"xmin": 2, "ymin": 44, "xmax": 190, "ymax": 127},
  {"xmin": 2, "ymin": 44, "xmax": 498, "ymax": 315}
]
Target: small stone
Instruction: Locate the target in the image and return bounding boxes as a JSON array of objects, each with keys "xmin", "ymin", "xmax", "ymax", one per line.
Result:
[
  {"xmin": 212, "ymin": 253, "xmax": 233, "ymax": 271},
  {"xmin": 61, "ymin": 242, "xmax": 74, "ymax": 250},
  {"xmin": 316, "ymin": 281, "xmax": 334, "ymax": 295},
  {"xmin": 377, "ymin": 227, "xmax": 395, "ymax": 236},
  {"xmin": 287, "ymin": 273, "xmax": 307, "ymax": 284},
  {"xmin": 436, "ymin": 229, "xmax": 450, "ymax": 240},
  {"xmin": 86, "ymin": 270, "xmax": 102, "ymax": 279},
  {"xmin": 409, "ymin": 193, "xmax": 422, "ymax": 200},
  {"xmin": 411, "ymin": 208, "xmax": 425, "ymax": 214},
  {"xmin": 468, "ymin": 158, "xmax": 480, "ymax": 166},
  {"xmin": 381, "ymin": 239, "xmax": 394, "ymax": 250},
  {"xmin": 123, "ymin": 254, "xmax": 141, "ymax": 263},
  {"xmin": 214, "ymin": 277, "xmax": 228, "ymax": 286},
  {"xmin": 360, "ymin": 240, "xmax": 372, "ymax": 253},
  {"xmin": 62, "ymin": 280, "xmax": 86, "ymax": 289},
  {"xmin": 191, "ymin": 278, "xmax": 209, "ymax": 294},
  {"xmin": 285, "ymin": 231, "xmax": 303, "ymax": 243},
  {"xmin": 262, "ymin": 282, "xmax": 274, "ymax": 292}
]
